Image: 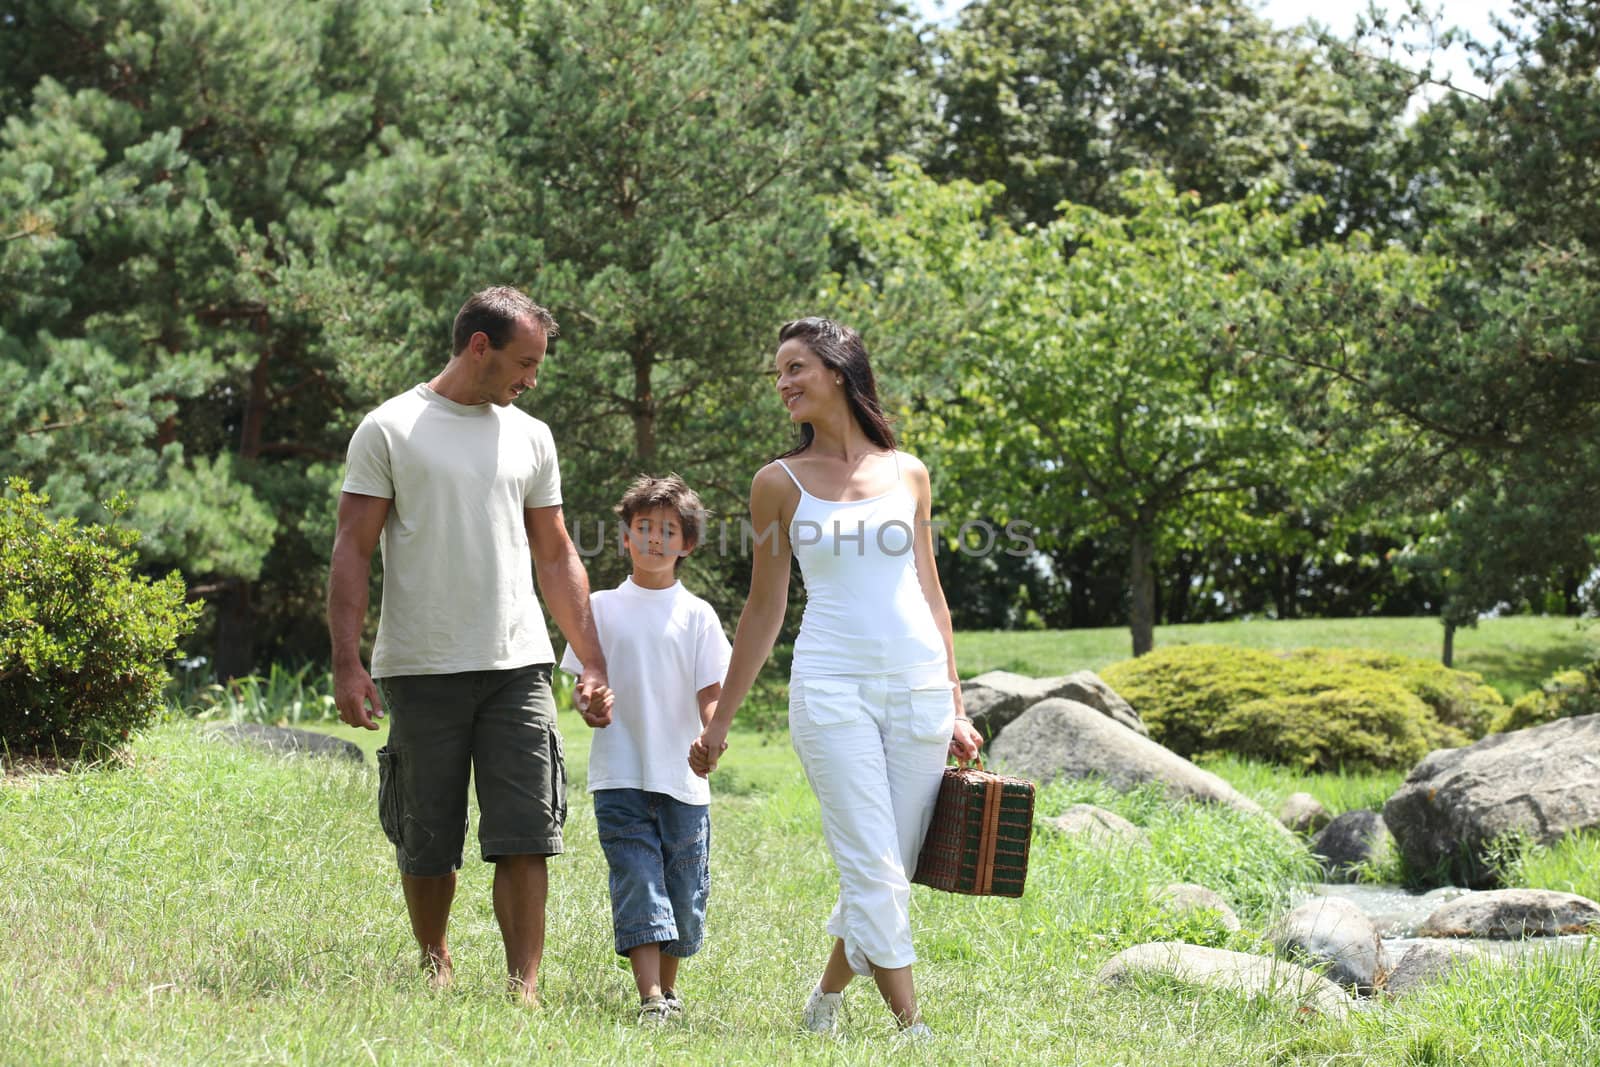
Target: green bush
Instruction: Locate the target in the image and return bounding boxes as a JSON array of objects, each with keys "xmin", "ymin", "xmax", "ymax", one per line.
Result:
[
  {"xmin": 1101, "ymin": 644, "xmax": 1469, "ymax": 771},
  {"xmin": 1, "ymin": 480, "xmax": 200, "ymax": 759},
  {"xmin": 1492, "ymin": 663, "xmax": 1600, "ymax": 733},
  {"xmin": 1281, "ymin": 647, "xmax": 1505, "ymax": 738}
]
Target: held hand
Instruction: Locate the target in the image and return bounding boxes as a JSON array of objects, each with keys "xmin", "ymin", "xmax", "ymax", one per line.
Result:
[
  {"xmin": 334, "ymin": 663, "xmax": 384, "ymax": 730},
  {"xmin": 576, "ymin": 683, "xmax": 614, "ymax": 728},
  {"xmin": 688, "ymin": 725, "xmax": 729, "ymax": 778},
  {"xmin": 949, "ymin": 717, "xmax": 983, "ymax": 763}
]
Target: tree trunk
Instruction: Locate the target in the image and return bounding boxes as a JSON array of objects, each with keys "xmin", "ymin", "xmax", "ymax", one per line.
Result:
[
  {"xmin": 631, "ymin": 343, "xmax": 655, "ymax": 465},
  {"xmin": 1129, "ymin": 525, "xmax": 1156, "ymax": 657},
  {"xmin": 217, "ymin": 327, "xmax": 270, "ymax": 679},
  {"xmin": 214, "ymin": 578, "xmax": 256, "ymax": 681},
  {"xmin": 1441, "ymin": 619, "xmax": 1456, "ymax": 668}
]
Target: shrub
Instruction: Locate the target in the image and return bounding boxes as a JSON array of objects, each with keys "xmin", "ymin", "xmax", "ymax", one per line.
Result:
[
  {"xmin": 1492, "ymin": 663, "xmax": 1600, "ymax": 733},
  {"xmin": 1101, "ymin": 644, "xmax": 1468, "ymax": 771},
  {"xmin": 1281, "ymin": 647, "xmax": 1504, "ymax": 738},
  {"xmin": 1, "ymin": 480, "xmax": 200, "ymax": 759},
  {"xmin": 1099, "ymin": 644, "xmax": 1288, "ymax": 759}
]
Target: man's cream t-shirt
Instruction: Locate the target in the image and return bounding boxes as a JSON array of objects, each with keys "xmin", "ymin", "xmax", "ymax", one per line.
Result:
[{"xmin": 342, "ymin": 383, "xmax": 562, "ymax": 677}]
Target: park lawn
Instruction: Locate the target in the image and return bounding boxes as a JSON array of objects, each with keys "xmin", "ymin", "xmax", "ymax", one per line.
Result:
[
  {"xmin": 953, "ymin": 615, "xmax": 1599, "ymax": 700},
  {"xmin": 4, "ymin": 715, "xmax": 1598, "ymax": 1065}
]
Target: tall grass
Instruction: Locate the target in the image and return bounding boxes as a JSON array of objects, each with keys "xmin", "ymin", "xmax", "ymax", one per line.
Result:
[{"xmin": 5, "ymin": 717, "xmax": 1598, "ymax": 1064}]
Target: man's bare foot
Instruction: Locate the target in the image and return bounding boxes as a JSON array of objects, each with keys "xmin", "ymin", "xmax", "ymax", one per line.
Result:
[{"xmin": 421, "ymin": 948, "xmax": 453, "ymax": 990}]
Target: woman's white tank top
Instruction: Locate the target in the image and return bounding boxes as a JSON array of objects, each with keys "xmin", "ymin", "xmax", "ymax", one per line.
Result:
[{"xmin": 776, "ymin": 452, "xmax": 947, "ymax": 677}]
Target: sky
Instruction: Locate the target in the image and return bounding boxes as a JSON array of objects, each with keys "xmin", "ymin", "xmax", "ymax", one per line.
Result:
[{"xmin": 914, "ymin": 1, "xmax": 1519, "ymax": 99}]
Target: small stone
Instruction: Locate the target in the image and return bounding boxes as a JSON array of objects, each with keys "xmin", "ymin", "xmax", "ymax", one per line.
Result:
[
  {"xmin": 1046, "ymin": 804, "xmax": 1152, "ymax": 849},
  {"xmin": 1280, "ymin": 792, "xmax": 1332, "ymax": 835}
]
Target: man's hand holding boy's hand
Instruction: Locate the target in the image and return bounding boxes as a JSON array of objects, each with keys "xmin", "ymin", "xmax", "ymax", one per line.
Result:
[
  {"xmin": 576, "ymin": 671, "xmax": 614, "ymax": 728},
  {"xmin": 688, "ymin": 725, "xmax": 729, "ymax": 778}
]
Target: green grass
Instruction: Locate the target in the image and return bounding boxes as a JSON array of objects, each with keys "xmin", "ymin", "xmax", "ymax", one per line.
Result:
[
  {"xmin": 954, "ymin": 615, "xmax": 1599, "ymax": 700},
  {"xmin": 4, "ymin": 713, "xmax": 1598, "ymax": 1065}
]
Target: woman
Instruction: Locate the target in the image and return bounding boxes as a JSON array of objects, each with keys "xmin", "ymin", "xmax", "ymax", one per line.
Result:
[{"xmin": 690, "ymin": 317, "xmax": 983, "ymax": 1039}]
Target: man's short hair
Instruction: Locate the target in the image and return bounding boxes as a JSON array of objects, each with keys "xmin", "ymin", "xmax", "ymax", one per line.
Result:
[
  {"xmin": 452, "ymin": 286, "xmax": 559, "ymax": 354},
  {"xmin": 616, "ymin": 473, "xmax": 707, "ymax": 571}
]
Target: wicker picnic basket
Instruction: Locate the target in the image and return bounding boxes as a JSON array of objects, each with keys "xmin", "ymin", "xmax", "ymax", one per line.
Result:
[{"xmin": 912, "ymin": 759, "xmax": 1035, "ymax": 898}]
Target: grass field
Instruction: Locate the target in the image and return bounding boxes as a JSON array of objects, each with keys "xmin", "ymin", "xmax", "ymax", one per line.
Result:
[
  {"xmin": 953, "ymin": 615, "xmax": 1599, "ymax": 700},
  {"xmin": 4, "ymin": 708, "xmax": 1597, "ymax": 1065}
]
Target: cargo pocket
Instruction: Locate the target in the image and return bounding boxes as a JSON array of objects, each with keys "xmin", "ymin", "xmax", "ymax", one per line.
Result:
[
  {"xmin": 791, "ymin": 678, "xmax": 862, "ymax": 728},
  {"xmin": 548, "ymin": 727, "xmax": 568, "ymax": 828},
  {"xmin": 376, "ymin": 745, "xmax": 404, "ymax": 846},
  {"xmin": 906, "ymin": 681, "xmax": 957, "ymax": 743}
]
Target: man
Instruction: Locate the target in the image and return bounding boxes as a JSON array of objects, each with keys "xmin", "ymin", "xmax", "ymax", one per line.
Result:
[{"xmin": 328, "ymin": 285, "xmax": 613, "ymax": 1005}]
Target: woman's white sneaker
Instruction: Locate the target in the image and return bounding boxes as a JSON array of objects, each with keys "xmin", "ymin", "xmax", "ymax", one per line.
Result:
[{"xmin": 800, "ymin": 985, "xmax": 843, "ymax": 1034}]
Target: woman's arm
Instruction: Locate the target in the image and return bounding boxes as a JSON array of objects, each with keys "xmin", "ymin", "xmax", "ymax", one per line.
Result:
[
  {"xmin": 689, "ymin": 465, "xmax": 795, "ymax": 776},
  {"xmin": 906, "ymin": 455, "xmax": 983, "ymax": 761}
]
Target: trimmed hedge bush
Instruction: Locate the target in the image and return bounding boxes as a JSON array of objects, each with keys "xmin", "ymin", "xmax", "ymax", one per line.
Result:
[
  {"xmin": 1, "ymin": 480, "xmax": 199, "ymax": 759},
  {"xmin": 1279, "ymin": 648, "xmax": 1504, "ymax": 738},
  {"xmin": 1100, "ymin": 644, "xmax": 1477, "ymax": 771},
  {"xmin": 1493, "ymin": 663, "xmax": 1600, "ymax": 733}
]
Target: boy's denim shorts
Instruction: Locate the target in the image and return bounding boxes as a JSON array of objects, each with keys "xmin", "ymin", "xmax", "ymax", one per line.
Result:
[
  {"xmin": 375, "ymin": 664, "xmax": 566, "ymax": 876},
  {"xmin": 593, "ymin": 788, "xmax": 710, "ymax": 958}
]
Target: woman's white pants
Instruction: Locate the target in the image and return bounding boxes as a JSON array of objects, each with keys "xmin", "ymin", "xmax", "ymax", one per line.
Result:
[{"xmin": 789, "ymin": 668, "xmax": 955, "ymax": 976}]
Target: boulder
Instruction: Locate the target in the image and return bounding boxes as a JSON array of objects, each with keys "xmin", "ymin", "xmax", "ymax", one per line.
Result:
[
  {"xmin": 1383, "ymin": 941, "xmax": 1482, "ymax": 997},
  {"xmin": 1154, "ymin": 883, "xmax": 1242, "ymax": 932},
  {"xmin": 1097, "ymin": 942, "xmax": 1352, "ymax": 1019},
  {"xmin": 1269, "ymin": 895, "xmax": 1389, "ymax": 993},
  {"xmin": 962, "ymin": 670, "xmax": 1146, "ymax": 739},
  {"xmin": 1311, "ymin": 811, "xmax": 1392, "ymax": 881},
  {"xmin": 1383, "ymin": 714, "xmax": 1600, "ymax": 886},
  {"xmin": 1055, "ymin": 671, "xmax": 1149, "ymax": 736},
  {"xmin": 988, "ymin": 699, "xmax": 1292, "ymax": 835},
  {"xmin": 1418, "ymin": 888, "xmax": 1600, "ymax": 939},
  {"xmin": 1280, "ymin": 792, "xmax": 1332, "ymax": 835},
  {"xmin": 1046, "ymin": 804, "xmax": 1151, "ymax": 849},
  {"xmin": 206, "ymin": 723, "xmax": 364, "ymax": 763}
]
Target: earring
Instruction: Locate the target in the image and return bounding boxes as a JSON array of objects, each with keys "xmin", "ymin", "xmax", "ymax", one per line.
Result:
[{"xmin": 835, "ymin": 377, "xmax": 843, "ymax": 385}]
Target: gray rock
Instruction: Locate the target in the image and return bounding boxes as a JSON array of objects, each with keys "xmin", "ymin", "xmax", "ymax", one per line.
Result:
[
  {"xmin": 1155, "ymin": 883, "xmax": 1242, "ymax": 932},
  {"xmin": 1383, "ymin": 941, "xmax": 1482, "ymax": 997},
  {"xmin": 1418, "ymin": 888, "xmax": 1600, "ymax": 939},
  {"xmin": 1097, "ymin": 942, "xmax": 1352, "ymax": 1019},
  {"xmin": 1311, "ymin": 811, "xmax": 1392, "ymax": 881},
  {"xmin": 1056, "ymin": 671, "xmax": 1149, "ymax": 736},
  {"xmin": 1047, "ymin": 804, "xmax": 1151, "ymax": 849},
  {"xmin": 206, "ymin": 723, "xmax": 364, "ymax": 763},
  {"xmin": 988, "ymin": 699, "xmax": 1293, "ymax": 836},
  {"xmin": 1280, "ymin": 792, "xmax": 1332, "ymax": 835},
  {"xmin": 1269, "ymin": 895, "xmax": 1390, "ymax": 993},
  {"xmin": 1383, "ymin": 714, "xmax": 1600, "ymax": 887},
  {"xmin": 961, "ymin": 670, "xmax": 1146, "ymax": 739}
]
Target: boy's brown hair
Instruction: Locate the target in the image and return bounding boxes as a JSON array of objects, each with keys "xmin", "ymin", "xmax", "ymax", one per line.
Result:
[{"xmin": 615, "ymin": 474, "xmax": 707, "ymax": 572}]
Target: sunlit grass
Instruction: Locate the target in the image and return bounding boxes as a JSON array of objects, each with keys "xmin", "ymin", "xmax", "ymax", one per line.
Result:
[{"xmin": 5, "ymin": 718, "xmax": 1598, "ymax": 1064}]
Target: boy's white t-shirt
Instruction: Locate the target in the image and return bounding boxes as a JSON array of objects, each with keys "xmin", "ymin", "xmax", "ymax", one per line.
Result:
[
  {"xmin": 560, "ymin": 577, "xmax": 731, "ymax": 806},
  {"xmin": 342, "ymin": 383, "xmax": 562, "ymax": 677}
]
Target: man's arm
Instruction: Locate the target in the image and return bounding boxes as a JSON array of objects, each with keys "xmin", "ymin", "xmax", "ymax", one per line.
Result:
[
  {"xmin": 328, "ymin": 491, "xmax": 391, "ymax": 729},
  {"xmin": 525, "ymin": 504, "xmax": 612, "ymax": 721}
]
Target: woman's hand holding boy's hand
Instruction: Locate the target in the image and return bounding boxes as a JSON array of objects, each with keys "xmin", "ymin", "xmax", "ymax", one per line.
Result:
[{"xmin": 688, "ymin": 725, "xmax": 729, "ymax": 778}]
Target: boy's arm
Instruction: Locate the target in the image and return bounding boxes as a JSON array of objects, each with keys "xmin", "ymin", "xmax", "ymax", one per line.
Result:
[{"xmin": 696, "ymin": 682, "xmax": 721, "ymax": 729}]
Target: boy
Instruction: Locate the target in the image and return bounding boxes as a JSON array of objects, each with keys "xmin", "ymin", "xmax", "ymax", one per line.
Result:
[{"xmin": 560, "ymin": 474, "xmax": 731, "ymax": 1025}]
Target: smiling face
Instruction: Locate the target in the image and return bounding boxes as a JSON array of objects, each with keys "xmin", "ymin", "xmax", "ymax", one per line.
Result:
[
  {"xmin": 475, "ymin": 316, "xmax": 548, "ymax": 406},
  {"xmin": 774, "ymin": 337, "xmax": 843, "ymax": 423},
  {"xmin": 624, "ymin": 505, "xmax": 689, "ymax": 585}
]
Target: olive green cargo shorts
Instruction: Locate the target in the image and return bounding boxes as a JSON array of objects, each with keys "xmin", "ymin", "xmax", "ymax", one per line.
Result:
[{"xmin": 375, "ymin": 664, "xmax": 566, "ymax": 876}]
